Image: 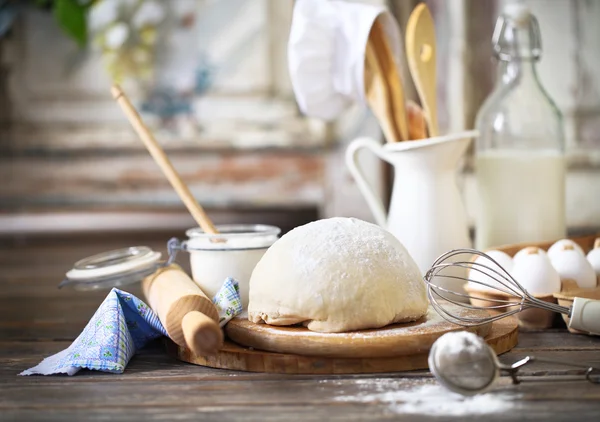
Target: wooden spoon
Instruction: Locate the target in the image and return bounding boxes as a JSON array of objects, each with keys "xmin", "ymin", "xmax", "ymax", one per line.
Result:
[
  {"xmin": 111, "ymin": 84, "xmax": 219, "ymax": 235},
  {"xmin": 406, "ymin": 3, "xmax": 439, "ymax": 137}
]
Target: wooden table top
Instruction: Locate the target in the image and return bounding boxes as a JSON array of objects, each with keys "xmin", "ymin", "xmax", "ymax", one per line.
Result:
[{"xmin": 1, "ymin": 234, "xmax": 600, "ymax": 421}]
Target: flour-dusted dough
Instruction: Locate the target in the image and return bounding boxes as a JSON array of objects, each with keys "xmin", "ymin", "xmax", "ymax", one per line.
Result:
[{"xmin": 248, "ymin": 217, "xmax": 428, "ymax": 333}]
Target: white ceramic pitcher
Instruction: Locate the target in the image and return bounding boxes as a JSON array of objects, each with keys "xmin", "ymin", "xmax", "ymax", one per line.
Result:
[{"xmin": 345, "ymin": 131, "xmax": 478, "ymax": 281}]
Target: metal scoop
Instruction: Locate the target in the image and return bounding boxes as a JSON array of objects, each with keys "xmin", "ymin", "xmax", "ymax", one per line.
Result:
[{"xmin": 428, "ymin": 331, "xmax": 600, "ymax": 396}]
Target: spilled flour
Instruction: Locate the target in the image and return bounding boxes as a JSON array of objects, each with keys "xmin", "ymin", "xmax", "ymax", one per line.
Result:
[{"xmin": 326, "ymin": 378, "xmax": 520, "ymax": 417}]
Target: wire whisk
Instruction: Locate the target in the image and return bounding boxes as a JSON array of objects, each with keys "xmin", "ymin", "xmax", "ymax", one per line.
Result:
[{"xmin": 423, "ymin": 249, "xmax": 600, "ymax": 335}]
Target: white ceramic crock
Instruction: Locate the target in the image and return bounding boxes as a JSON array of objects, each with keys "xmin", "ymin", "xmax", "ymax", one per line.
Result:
[{"xmin": 184, "ymin": 224, "xmax": 281, "ymax": 309}]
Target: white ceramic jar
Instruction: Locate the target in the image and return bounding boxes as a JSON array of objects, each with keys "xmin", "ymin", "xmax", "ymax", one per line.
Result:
[{"xmin": 184, "ymin": 224, "xmax": 280, "ymax": 309}]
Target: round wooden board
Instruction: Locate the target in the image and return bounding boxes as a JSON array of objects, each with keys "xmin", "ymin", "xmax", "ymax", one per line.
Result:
[
  {"xmin": 172, "ymin": 316, "xmax": 519, "ymax": 375},
  {"xmin": 225, "ymin": 305, "xmax": 492, "ymax": 358}
]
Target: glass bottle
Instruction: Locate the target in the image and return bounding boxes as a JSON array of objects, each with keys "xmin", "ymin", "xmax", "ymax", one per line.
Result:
[{"xmin": 475, "ymin": 2, "xmax": 566, "ymax": 250}]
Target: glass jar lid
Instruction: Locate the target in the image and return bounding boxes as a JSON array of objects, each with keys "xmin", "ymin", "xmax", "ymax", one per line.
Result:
[{"xmin": 59, "ymin": 246, "xmax": 162, "ymax": 291}]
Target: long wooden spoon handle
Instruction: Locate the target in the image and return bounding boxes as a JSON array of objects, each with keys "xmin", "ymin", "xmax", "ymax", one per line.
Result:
[
  {"xmin": 370, "ymin": 18, "xmax": 409, "ymax": 142},
  {"xmin": 406, "ymin": 3, "xmax": 439, "ymax": 137},
  {"xmin": 111, "ymin": 84, "xmax": 219, "ymax": 234},
  {"xmin": 365, "ymin": 41, "xmax": 401, "ymax": 144}
]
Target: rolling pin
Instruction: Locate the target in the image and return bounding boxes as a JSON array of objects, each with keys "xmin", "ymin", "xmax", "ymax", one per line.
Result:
[{"xmin": 142, "ymin": 264, "xmax": 223, "ymax": 355}]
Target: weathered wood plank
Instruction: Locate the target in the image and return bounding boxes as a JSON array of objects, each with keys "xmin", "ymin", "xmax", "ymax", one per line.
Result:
[
  {"xmin": 463, "ymin": 0, "xmax": 497, "ymax": 130},
  {"xmin": 2, "ymin": 116, "xmax": 328, "ymax": 153},
  {"xmin": 0, "ymin": 406, "xmax": 386, "ymax": 422},
  {"xmin": 0, "ymin": 207, "xmax": 318, "ymax": 238},
  {"xmin": 0, "ymin": 296, "xmax": 118, "ymax": 323},
  {"xmin": 2, "ymin": 377, "xmax": 600, "ymax": 421},
  {"xmin": 0, "ymin": 151, "xmax": 325, "ymax": 210},
  {"xmin": 1, "ymin": 402, "xmax": 599, "ymax": 422},
  {"xmin": 513, "ymin": 329, "xmax": 600, "ymax": 351},
  {"xmin": 3, "ymin": 376, "xmax": 599, "ymax": 407}
]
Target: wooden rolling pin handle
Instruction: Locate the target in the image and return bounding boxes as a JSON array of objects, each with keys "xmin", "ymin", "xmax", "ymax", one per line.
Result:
[
  {"xmin": 142, "ymin": 265, "xmax": 222, "ymax": 354},
  {"xmin": 182, "ymin": 311, "xmax": 224, "ymax": 356}
]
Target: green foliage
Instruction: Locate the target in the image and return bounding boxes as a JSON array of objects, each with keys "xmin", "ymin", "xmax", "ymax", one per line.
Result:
[
  {"xmin": 2, "ymin": 0, "xmax": 94, "ymax": 45},
  {"xmin": 52, "ymin": 0, "xmax": 88, "ymax": 47}
]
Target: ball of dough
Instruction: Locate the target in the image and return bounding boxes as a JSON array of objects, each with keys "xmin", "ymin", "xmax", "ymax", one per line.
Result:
[{"xmin": 248, "ymin": 217, "xmax": 428, "ymax": 333}]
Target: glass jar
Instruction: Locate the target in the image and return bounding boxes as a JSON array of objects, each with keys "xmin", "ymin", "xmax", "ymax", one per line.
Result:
[
  {"xmin": 475, "ymin": 3, "xmax": 566, "ymax": 249},
  {"xmin": 59, "ymin": 246, "xmax": 163, "ymax": 291},
  {"xmin": 184, "ymin": 224, "xmax": 281, "ymax": 309}
]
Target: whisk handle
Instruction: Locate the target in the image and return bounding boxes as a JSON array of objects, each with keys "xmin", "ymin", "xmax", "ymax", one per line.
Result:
[{"xmin": 569, "ymin": 297, "xmax": 600, "ymax": 336}]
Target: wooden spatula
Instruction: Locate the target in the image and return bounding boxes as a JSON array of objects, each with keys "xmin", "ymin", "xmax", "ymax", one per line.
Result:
[
  {"xmin": 406, "ymin": 3, "xmax": 439, "ymax": 137},
  {"xmin": 364, "ymin": 38, "xmax": 402, "ymax": 144},
  {"xmin": 368, "ymin": 18, "xmax": 409, "ymax": 142},
  {"xmin": 364, "ymin": 20, "xmax": 408, "ymax": 142}
]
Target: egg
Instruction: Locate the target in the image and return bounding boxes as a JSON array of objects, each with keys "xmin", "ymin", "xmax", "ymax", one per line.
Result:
[
  {"xmin": 586, "ymin": 238, "xmax": 600, "ymax": 280},
  {"xmin": 468, "ymin": 250, "xmax": 514, "ymax": 292},
  {"xmin": 514, "ymin": 246, "xmax": 548, "ymax": 262},
  {"xmin": 510, "ymin": 247, "xmax": 561, "ymax": 295},
  {"xmin": 547, "ymin": 239, "xmax": 584, "ymax": 260},
  {"xmin": 548, "ymin": 242, "xmax": 596, "ymax": 288}
]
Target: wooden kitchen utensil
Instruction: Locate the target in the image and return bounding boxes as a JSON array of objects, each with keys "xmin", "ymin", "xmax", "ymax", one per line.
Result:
[
  {"xmin": 406, "ymin": 3, "xmax": 439, "ymax": 137},
  {"xmin": 407, "ymin": 100, "xmax": 428, "ymax": 140},
  {"xmin": 369, "ymin": 18, "xmax": 409, "ymax": 142},
  {"xmin": 142, "ymin": 264, "xmax": 223, "ymax": 355},
  {"xmin": 365, "ymin": 38, "xmax": 402, "ymax": 144},
  {"xmin": 171, "ymin": 306, "xmax": 518, "ymax": 374},
  {"xmin": 111, "ymin": 84, "xmax": 219, "ymax": 235}
]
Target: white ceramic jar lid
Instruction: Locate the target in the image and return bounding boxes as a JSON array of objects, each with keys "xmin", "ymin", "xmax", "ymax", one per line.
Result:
[
  {"xmin": 184, "ymin": 224, "xmax": 280, "ymax": 251},
  {"xmin": 60, "ymin": 246, "xmax": 162, "ymax": 291}
]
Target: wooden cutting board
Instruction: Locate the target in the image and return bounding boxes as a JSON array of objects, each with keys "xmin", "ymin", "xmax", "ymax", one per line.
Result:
[
  {"xmin": 225, "ymin": 306, "xmax": 491, "ymax": 358},
  {"xmin": 172, "ymin": 306, "xmax": 519, "ymax": 374}
]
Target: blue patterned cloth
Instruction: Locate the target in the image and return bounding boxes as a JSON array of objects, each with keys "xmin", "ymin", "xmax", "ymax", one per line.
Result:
[
  {"xmin": 21, "ymin": 278, "xmax": 242, "ymax": 376},
  {"xmin": 213, "ymin": 277, "xmax": 243, "ymax": 327}
]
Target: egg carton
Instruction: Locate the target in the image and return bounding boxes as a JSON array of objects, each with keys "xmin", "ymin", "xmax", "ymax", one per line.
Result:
[{"xmin": 466, "ymin": 234, "xmax": 600, "ymax": 331}]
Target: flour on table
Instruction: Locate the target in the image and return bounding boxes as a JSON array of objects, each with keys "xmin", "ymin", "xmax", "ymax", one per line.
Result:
[{"xmin": 327, "ymin": 378, "xmax": 520, "ymax": 416}]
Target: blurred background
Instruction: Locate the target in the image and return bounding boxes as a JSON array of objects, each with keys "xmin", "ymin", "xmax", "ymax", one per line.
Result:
[{"xmin": 0, "ymin": 0, "xmax": 599, "ymax": 240}]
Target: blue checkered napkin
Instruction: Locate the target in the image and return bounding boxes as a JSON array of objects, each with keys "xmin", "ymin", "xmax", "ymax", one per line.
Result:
[
  {"xmin": 21, "ymin": 278, "xmax": 242, "ymax": 376},
  {"xmin": 213, "ymin": 277, "xmax": 243, "ymax": 327},
  {"xmin": 20, "ymin": 289, "xmax": 167, "ymax": 376}
]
